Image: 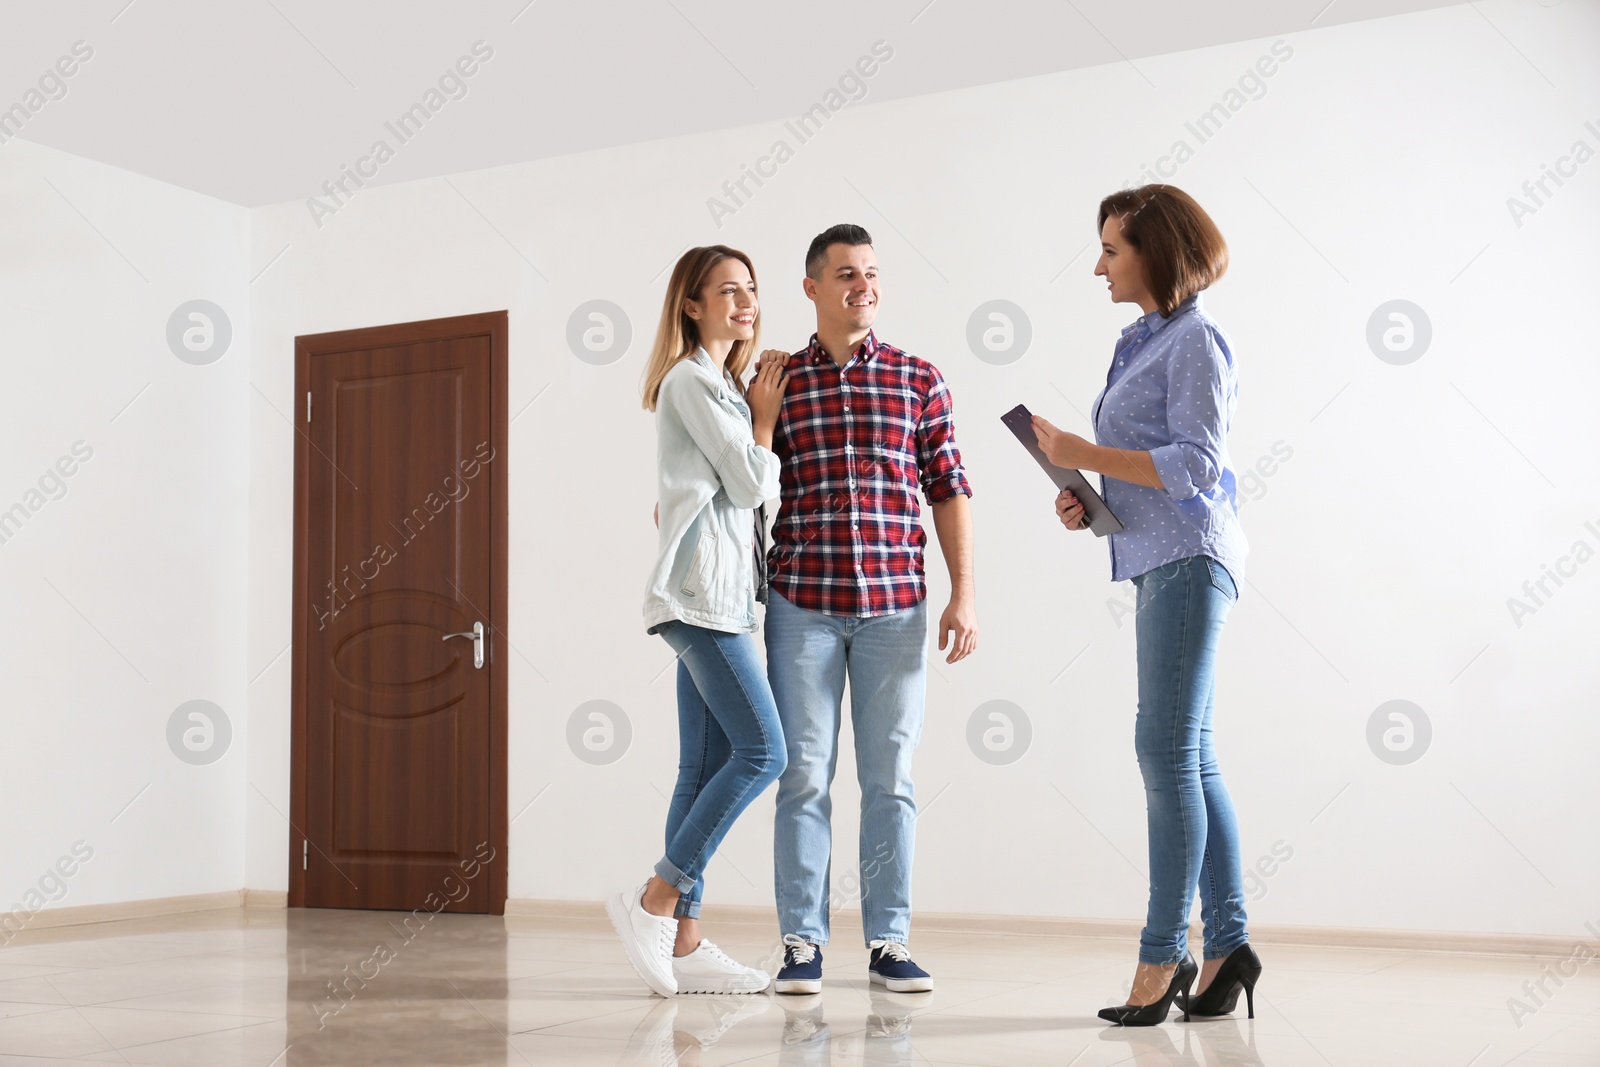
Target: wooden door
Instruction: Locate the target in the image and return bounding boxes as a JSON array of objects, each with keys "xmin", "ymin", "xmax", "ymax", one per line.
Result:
[{"xmin": 289, "ymin": 312, "xmax": 507, "ymax": 914}]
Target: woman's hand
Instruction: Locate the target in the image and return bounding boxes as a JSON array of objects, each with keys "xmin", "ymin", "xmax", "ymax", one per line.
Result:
[
  {"xmin": 1032, "ymin": 415, "xmax": 1095, "ymax": 470},
  {"xmin": 1055, "ymin": 489, "xmax": 1089, "ymax": 532},
  {"xmin": 746, "ymin": 355, "xmax": 790, "ymax": 446}
]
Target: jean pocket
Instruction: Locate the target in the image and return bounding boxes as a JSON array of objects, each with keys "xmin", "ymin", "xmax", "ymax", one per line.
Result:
[{"xmin": 1204, "ymin": 557, "xmax": 1238, "ymax": 602}]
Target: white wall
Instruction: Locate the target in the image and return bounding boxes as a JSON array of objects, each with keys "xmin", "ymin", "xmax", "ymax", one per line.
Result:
[
  {"xmin": 0, "ymin": 138, "xmax": 250, "ymax": 923},
  {"xmin": 9, "ymin": 1, "xmax": 1579, "ymax": 940}
]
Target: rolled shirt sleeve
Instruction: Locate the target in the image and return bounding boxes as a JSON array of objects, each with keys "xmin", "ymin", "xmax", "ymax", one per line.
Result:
[
  {"xmin": 914, "ymin": 366, "xmax": 973, "ymax": 504},
  {"xmin": 660, "ymin": 367, "xmax": 781, "ymax": 509},
  {"xmin": 1149, "ymin": 325, "xmax": 1231, "ymax": 502}
]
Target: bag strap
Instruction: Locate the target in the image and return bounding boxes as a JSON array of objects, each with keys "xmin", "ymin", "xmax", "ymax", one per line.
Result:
[{"xmin": 753, "ymin": 502, "xmax": 770, "ymax": 605}]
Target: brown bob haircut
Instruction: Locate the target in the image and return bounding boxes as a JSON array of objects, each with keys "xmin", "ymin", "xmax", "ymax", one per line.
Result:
[{"xmin": 1097, "ymin": 185, "xmax": 1228, "ymax": 317}]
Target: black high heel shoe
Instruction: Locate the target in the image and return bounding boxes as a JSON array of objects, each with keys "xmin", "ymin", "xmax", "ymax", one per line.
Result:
[
  {"xmin": 1097, "ymin": 953, "xmax": 1197, "ymax": 1026},
  {"xmin": 1185, "ymin": 943, "xmax": 1262, "ymax": 1019}
]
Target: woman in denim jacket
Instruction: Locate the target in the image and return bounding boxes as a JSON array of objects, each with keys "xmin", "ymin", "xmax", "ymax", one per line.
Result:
[{"xmin": 607, "ymin": 245, "xmax": 790, "ymax": 996}]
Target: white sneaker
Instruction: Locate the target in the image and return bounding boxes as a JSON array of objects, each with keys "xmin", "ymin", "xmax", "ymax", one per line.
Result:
[
  {"xmin": 607, "ymin": 882, "xmax": 678, "ymax": 997},
  {"xmin": 672, "ymin": 939, "xmax": 772, "ymax": 994}
]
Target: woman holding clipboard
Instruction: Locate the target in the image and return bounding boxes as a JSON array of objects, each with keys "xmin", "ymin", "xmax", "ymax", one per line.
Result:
[{"xmin": 1032, "ymin": 184, "xmax": 1260, "ymax": 1027}]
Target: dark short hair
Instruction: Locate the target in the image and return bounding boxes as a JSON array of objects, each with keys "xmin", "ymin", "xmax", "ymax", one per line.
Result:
[
  {"xmin": 805, "ymin": 223, "xmax": 873, "ymax": 279},
  {"xmin": 1097, "ymin": 185, "xmax": 1227, "ymax": 316}
]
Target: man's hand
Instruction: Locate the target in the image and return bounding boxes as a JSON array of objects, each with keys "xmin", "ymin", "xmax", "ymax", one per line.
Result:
[
  {"xmin": 1055, "ymin": 489, "xmax": 1089, "ymax": 531},
  {"xmin": 1032, "ymin": 415, "xmax": 1095, "ymax": 470},
  {"xmin": 937, "ymin": 594, "xmax": 977, "ymax": 664}
]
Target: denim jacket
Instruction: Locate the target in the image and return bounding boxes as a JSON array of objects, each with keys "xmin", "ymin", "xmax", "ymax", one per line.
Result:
[{"xmin": 643, "ymin": 349, "xmax": 781, "ymax": 635}]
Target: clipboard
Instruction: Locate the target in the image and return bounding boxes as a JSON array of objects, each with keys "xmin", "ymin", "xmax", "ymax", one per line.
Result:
[{"xmin": 1000, "ymin": 403, "xmax": 1124, "ymax": 537}]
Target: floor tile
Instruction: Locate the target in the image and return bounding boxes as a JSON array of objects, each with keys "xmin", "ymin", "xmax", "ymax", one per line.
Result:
[{"xmin": 0, "ymin": 907, "xmax": 1590, "ymax": 1065}]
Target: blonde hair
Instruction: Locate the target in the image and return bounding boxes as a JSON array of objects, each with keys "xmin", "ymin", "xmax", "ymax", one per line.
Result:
[{"xmin": 641, "ymin": 245, "xmax": 760, "ymax": 411}]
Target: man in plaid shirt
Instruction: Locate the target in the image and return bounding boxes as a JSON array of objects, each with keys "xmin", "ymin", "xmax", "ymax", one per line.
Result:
[{"xmin": 760, "ymin": 224, "xmax": 977, "ymax": 994}]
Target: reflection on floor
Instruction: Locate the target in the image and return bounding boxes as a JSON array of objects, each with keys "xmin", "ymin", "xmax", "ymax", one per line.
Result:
[{"xmin": 0, "ymin": 907, "xmax": 1594, "ymax": 1065}]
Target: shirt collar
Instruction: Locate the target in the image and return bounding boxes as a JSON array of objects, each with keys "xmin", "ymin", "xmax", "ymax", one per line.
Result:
[
  {"xmin": 1123, "ymin": 293, "xmax": 1200, "ymax": 341},
  {"xmin": 806, "ymin": 330, "xmax": 879, "ymax": 366}
]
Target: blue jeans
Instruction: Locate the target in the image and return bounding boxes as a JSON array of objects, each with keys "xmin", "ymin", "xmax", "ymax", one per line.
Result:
[
  {"xmin": 1132, "ymin": 555, "xmax": 1249, "ymax": 965},
  {"xmin": 765, "ymin": 589, "xmax": 927, "ymax": 946},
  {"xmin": 654, "ymin": 621, "xmax": 786, "ymax": 919}
]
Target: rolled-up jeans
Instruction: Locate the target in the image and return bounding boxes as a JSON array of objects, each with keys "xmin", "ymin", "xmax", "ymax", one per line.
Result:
[
  {"xmin": 765, "ymin": 589, "xmax": 927, "ymax": 946},
  {"xmin": 653, "ymin": 620, "xmax": 786, "ymax": 919},
  {"xmin": 1131, "ymin": 555, "xmax": 1249, "ymax": 965}
]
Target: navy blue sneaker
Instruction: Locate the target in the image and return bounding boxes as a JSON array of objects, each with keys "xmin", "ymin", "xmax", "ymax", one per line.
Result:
[
  {"xmin": 868, "ymin": 940, "xmax": 933, "ymax": 992},
  {"xmin": 775, "ymin": 934, "xmax": 823, "ymax": 994}
]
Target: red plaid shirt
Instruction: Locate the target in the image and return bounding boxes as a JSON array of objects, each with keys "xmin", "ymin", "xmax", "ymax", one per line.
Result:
[{"xmin": 767, "ymin": 331, "xmax": 972, "ymax": 617}]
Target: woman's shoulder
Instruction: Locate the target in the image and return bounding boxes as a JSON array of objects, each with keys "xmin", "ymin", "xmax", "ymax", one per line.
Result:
[
  {"xmin": 1165, "ymin": 304, "xmax": 1233, "ymax": 365},
  {"xmin": 659, "ymin": 355, "xmax": 718, "ymax": 401}
]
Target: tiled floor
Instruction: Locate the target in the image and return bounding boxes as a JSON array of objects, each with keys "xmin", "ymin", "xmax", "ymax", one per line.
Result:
[{"xmin": 0, "ymin": 907, "xmax": 1595, "ymax": 1065}]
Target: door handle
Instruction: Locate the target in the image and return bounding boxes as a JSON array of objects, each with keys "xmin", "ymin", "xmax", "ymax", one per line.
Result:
[{"xmin": 442, "ymin": 621, "xmax": 485, "ymax": 669}]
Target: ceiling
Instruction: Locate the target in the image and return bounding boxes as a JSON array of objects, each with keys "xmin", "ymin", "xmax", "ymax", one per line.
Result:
[{"xmin": 5, "ymin": 0, "xmax": 1465, "ymax": 207}]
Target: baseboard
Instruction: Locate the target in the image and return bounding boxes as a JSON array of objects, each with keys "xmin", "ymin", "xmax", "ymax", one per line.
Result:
[
  {"xmin": 244, "ymin": 889, "xmax": 288, "ymax": 908},
  {"xmin": 9, "ymin": 891, "xmax": 1584, "ymax": 959},
  {"xmin": 505, "ymin": 898, "xmax": 1586, "ymax": 958},
  {"xmin": 5, "ymin": 890, "xmax": 246, "ymax": 936}
]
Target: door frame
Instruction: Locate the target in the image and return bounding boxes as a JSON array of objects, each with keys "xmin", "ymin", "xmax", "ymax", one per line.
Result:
[{"xmin": 286, "ymin": 310, "xmax": 509, "ymax": 914}]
